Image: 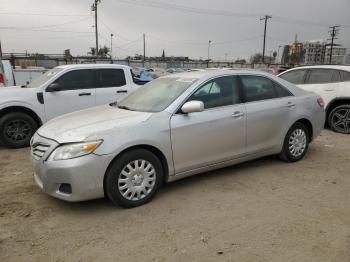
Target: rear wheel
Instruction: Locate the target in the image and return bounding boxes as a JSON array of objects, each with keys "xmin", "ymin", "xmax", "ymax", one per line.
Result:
[
  {"xmin": 328, "ymin": 105, "xmax": 350, "ymax": 134},
  {"xmin": 0, "ymin": 112, "xmax": 38, "ymax": 148},
  {"xmin": 279, "ymin": 122, "xmax": 309, "ymax": 162},
  {"xmin": 105, "ymin": 149, "xmax": 163, "ymax": 208}
]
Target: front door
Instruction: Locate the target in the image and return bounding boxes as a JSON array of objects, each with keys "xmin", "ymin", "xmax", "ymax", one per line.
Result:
[
  {"xmin": 44, "ymin": 69, "xmax": 96, "ymax": 121},
  {"xmin": 170, "ymin": 76, "xmax": 246, "ymax": 174}
]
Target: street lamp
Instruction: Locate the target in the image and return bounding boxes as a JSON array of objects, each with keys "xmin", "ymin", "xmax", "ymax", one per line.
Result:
[
  {"xmin": 208, "ymin": 40, "xmax": 212, "ymax": 61},
  {"xmin": 110, "ymin": 33, "xmax": 114, "ymax": 59}
]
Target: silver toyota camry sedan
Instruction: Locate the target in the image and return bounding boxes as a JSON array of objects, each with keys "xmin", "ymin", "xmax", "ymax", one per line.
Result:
[{"xmin": 31, "ymin": 70, "xmax": 325, "ymax": 207}]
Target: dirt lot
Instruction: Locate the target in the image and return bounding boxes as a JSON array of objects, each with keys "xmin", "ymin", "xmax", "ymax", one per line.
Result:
[{"xmin": 0, "ymin": 129, "xmax": 349, "ymax": 262}]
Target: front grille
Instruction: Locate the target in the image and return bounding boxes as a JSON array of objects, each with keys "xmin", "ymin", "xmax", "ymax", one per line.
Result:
[{"xmin": 31, "ymin": 143, "xmax": 50, "ymax": 160}]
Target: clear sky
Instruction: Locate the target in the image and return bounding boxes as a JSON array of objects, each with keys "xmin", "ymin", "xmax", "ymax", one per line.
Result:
[{"xmin": 0, "ymin": 0, "xmax": 349, "ymax": 61}]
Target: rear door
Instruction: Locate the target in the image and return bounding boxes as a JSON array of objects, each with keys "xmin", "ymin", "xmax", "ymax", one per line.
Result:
[
  {"xmin": 44, "ymin": 69, "xmax": 96, "ymax": 120},
  {"xmin": 301, "ymin": 69, "xmax": 338, "ymax": 105},
  {"xmin": 95, "ymin": 68, "xmax": 129, "ymax": 105},
  {"xmin": 239, "ymin": 75, "xmax": 295, "ymax": 154}
]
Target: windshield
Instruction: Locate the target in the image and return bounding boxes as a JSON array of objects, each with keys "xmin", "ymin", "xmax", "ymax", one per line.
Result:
[
  {"xmin": 27, "ymin": 67, "xmax": 64, "ymax": 88},
  {"xmin": 118, "ymin": 77, "xmax": 198, "ymax": 112}
]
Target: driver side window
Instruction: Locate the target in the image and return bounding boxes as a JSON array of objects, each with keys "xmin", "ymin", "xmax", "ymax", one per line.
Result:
[
  {"xmin": 53, "ymin": 69, "xmax": 95, "ymax": 91},
  {"xmin": 188, "ymin": 76, "xmax": 239, "ymax": 109}
]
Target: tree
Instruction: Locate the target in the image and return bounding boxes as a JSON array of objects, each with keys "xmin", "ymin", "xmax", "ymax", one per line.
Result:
[
  {"xmin": 250, "ymin": 53, "xmax": 263, "ymax": 63},
  {"xmin": 88, "ymin": 45, "xmax": 110, "ymax": 57}
]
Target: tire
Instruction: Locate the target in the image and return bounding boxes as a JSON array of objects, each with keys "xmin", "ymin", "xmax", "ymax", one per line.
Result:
[
  {"xmin": 279, "ymin": 122, "xmax": 309, "ymax": 162},
  {"xmin": 0, "ymin": 112, "xmax": 38, "ymax": 148},
  {"xmin": 328, "ymin": 105, "xmax": 350, "ymax": 134},
  {"xmin": 105, "ymin": 149, "xmax": 164, "ymax": 208}
]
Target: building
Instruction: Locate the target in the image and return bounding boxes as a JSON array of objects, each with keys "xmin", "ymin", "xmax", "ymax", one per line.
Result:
[
  {"xmin": 281, "ymin": 45, "xmax": 290, "ymax": 65},
  {"xmin": 324, "ymin": 46, "xmax": 347, "ymax": 64},
  {"xmin": 303, "ymin": 40, "xmax": 325, "ymax": 65}
]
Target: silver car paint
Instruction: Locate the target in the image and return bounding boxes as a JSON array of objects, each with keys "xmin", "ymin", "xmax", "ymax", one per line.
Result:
[{"xmin": 31, "ymin": 70, "xmax": 325, "ymax": 202}]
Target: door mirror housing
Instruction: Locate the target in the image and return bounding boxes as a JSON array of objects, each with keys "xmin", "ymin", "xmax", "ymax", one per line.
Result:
[
  {"xmin": 46, "ymin": 83, "xmax": 61, "ymax": 92},
  {"xmin": 181, "ymin": 101, "xmax": 204, "ymax": 114}
]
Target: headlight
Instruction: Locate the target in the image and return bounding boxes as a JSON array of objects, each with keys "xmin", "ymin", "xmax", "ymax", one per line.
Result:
[{"xmin": 48, "ymin": 140, "xmax": 102, "ymax": 161}]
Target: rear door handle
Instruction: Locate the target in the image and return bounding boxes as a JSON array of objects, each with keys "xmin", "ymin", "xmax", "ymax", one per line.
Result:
[
  {"xmin": 232, "ymin": 111, "xmax": 244, "ymax": 118},
  {"xmin": 117, "ymin": 90, "xmax": 128, "ymax": 94},
  {"xmin": 78, "ymin": 92, "xmax": 91, "ymax": 96},
  {"xmin": 287, "ymin": 102, "xmax": 295, "ymax": 108},
  {"xmin": 324, "ymin": 88, "xmax": 335, "ymax": 91}
]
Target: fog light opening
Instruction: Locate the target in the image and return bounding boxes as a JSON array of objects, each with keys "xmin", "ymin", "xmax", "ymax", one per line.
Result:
[{"xmin": 59, "ymin": 183, "xmax": 72, "ymax": 194}]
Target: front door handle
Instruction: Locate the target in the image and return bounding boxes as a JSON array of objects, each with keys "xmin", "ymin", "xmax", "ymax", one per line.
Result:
[
  {"xmin": 232, "ymin": 111, "xmax": 244, "ymax": 118},
  {"xmin": 117, "ymin": 90, "xmax": 128, "ymax": 94},
  {"xmin": 78, "ymin": 92, "xmax": 91, "ymax": 96}
]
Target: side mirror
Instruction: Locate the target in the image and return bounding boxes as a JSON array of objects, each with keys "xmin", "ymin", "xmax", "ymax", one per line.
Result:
[
  {"xmin": 46, "ymin": 83, "xmax": 61, "ymax": 92},
  {"xmin": 181, "ymin": 100, "xmax": 204, "ymax": 114}
]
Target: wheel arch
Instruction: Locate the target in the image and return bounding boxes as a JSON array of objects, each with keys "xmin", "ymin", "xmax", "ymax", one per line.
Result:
[
  {"xmin": 294, "ymin": 118, "xmax": 313, "ymax": 142},
  {"xmin": 103, "ymin": 144, "xmax": 169, "ymax": 196},
  {"xmin": 325, "ymin": 97, "xmax": 350, "ymax": 123},
  {"xmin": 0, "ymin": 106, "xmax": 43, "ymax": 127}
]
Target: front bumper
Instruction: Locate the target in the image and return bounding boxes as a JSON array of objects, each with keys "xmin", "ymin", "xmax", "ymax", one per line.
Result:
[{"xmin": 31, "ymin": 134, "xmax": 115, "ymax": 202}]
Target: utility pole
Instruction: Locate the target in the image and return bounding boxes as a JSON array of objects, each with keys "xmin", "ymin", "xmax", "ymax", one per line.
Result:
[
  {"xmin": 208, "ymin": 40, "xmax": 212, "ymax": 60},
  {"xmin": 91, "ymin": 0, "xmax": 101, "ymax": 57},
  {"xmin": 328, "ymin": 25, "xmax": 340, "ymax": 64},
  {"xmin": 110, "ymin": 33, "xmax": 114, "ymax": 58},
  {"xmin": 260, "ymin": 15, "xmax": 272, "ymax": 64},
  {"xmin": 143, "ymin": 33, "xmax": 146, "ymax": 67},
  {"xmin": 0, "ymin": 40, "xmax": 2, "ymax": 57}
]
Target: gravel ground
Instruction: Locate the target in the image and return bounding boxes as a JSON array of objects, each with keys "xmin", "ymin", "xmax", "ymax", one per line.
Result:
[{"xmin": 0, "ymin": 129, "xmax": 349, "ymax": 262}]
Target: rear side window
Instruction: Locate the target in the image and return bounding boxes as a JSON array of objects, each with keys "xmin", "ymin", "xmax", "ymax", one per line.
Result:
[
  {"xmin": 274, "ymin": 82, "xmax": 293, "ymax": 97},
  {"xmin": 340, "ymin": 70, "xmax": 350, "ymax": 81},
  {"xmin": 332, "ymin": 70, "xmax": 342, "ymax": 82},
  {"xmin": 53, "ymin": 69, "xmax": 94, "ymax": 90},
  {"xmin": 240, "ymin": 75, "xmax": 277, "ymax": 102},
  {"xmin": 279, "ymin": 69, "xmax": 307, "ymax": 84},
  {"xmin": 306, "ymin": 69, "xmax": 333, "ymax": 84},
  {"xmin": 97, "ymin": 69, "xmax": 126, "ymax": 88}
]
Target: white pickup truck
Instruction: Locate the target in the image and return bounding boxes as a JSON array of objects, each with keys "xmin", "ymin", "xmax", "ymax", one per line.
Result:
[{"xmin": 0, "ymin": 64, "xmax": 140, "ymax": 147}]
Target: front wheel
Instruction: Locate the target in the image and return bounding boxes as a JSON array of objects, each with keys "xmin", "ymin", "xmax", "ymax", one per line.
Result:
[
  {"xmin": 0, "ymin": 112, "xmax": 38, "ymax": 148},
  {"xmin": 328, "ymin": 105, "xmax": 350, "ymax": 134},
  {"xmin": 105, "ymin": 149, "xmax": 163, "ymax": 208},
  {"xmin": 279, "ymin": 122, "xmax": 309, "ymax": 162}
]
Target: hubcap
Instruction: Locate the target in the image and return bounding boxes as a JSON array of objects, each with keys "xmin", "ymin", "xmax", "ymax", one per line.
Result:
[
  {"xmin": 331, "ymin": 108, "xmax": 350, "ymax": 133},
  {"xmin": 289, "ymin": 129, "xmax": 307, "ymax": 158},
  {"xmin": 5, "ymin": 120, "xmax": 31, "ymax": 142},
  {"xmin": 118, "ymin": 159, "xmax": 156, "ymax": 201}
]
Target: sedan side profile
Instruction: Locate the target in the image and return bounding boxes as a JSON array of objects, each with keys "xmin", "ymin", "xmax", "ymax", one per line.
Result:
[{"xmin": 31, "ymin": 70, "xmax": 325, "ymax": 208}]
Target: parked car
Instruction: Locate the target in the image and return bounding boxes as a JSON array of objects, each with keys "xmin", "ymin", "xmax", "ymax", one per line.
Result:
[
  {"xmin": 0, "ymin": 64, "xmax": 140, "ymax": 148},
  {"xmin": 0, "ymin": 60, "xmax": 15, "ymax": 87},
  {"xmin": 0, "ymin": 59, "xmax": 47, "ymax": 87},
  {"xmin": 31, "ymin": 70, "xmax": 325, "ymax": 208},
  {"xmin": 279, "ymin": 65, "xmax": 350, "ymax": 133}
]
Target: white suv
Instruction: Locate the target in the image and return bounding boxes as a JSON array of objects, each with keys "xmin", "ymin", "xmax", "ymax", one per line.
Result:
[
  {"xmin": 279, "ymin": 65, "xmax": 350, "ymax": 134},
  {"xmin": 0, "ymin": 64, "xmax": 140, "ymax": 147}
]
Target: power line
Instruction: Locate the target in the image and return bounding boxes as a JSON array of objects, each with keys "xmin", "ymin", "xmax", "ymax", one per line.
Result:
[
  {"xmin": 0, "ymin": 27, "xmax": 93, "ymax": 34},
  {"xmin": 0, "ymin": 11, "xmax": 90, "ymax": 17},
  {"xmin": 0, "ymin": 17, "xmax": 91, "ymax": 30},
  {"xmin": 115, "ymin": 0, "xmax": 346, "ymax": 28}
]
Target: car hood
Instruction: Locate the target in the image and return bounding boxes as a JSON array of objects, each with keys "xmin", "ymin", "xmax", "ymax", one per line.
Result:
[{"xmin": 37, "ymin": 104, "xmax": 153, "ymax": 143}]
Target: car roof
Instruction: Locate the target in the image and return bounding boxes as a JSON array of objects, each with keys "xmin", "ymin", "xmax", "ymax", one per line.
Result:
[
  {"xmin": 284, "ymin": 65, "xmax": 350, "ymax": 72},
  {"xmin": 55, "ymin": 64, "xmax": 131, "ymax": 70},
  {"xmin": 161, "ymin": 69, "xmax": 275, "ymax": 80}
]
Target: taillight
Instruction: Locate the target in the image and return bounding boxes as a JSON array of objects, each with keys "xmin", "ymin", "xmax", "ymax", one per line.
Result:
[
  {"xmin": 317, "ymin": 97, "xmax": 325, "ymax": 108},
  {"xmin": 0, "ymin": 73, "xmax": 4, "ymax": 86}
]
